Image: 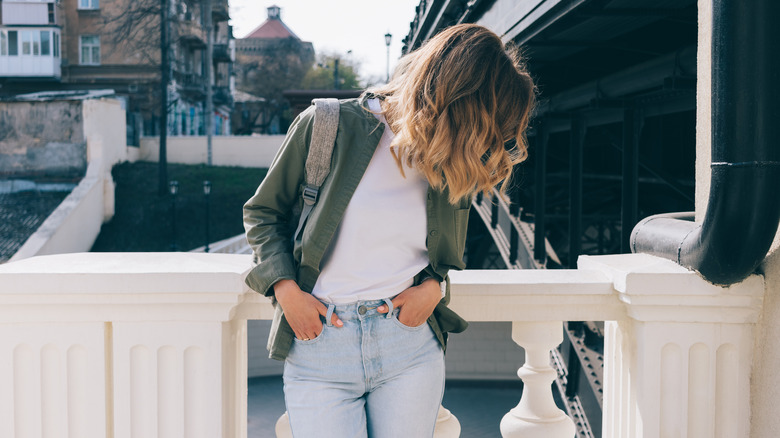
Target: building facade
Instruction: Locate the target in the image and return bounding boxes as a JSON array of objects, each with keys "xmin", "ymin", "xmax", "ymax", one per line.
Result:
[{"xmin": 0, "ymin": 0, "xmax": 234, "ymax": 144}]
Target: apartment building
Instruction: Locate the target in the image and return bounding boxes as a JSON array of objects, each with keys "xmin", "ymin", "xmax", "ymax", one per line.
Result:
[{"xmin": 0, "ymin": 0, "xmax": 234, "ymax": 143}]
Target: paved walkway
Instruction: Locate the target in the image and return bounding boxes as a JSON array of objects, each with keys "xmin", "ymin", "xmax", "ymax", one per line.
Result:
[{"xmin": 248, "ymin": 376, "xmax": 523, "ymax": 437}]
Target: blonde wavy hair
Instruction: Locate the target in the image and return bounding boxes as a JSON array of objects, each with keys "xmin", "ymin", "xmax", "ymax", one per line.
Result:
[{"xmin": 367, "ymin": 24, "xmax": 536, "ymax": 204}]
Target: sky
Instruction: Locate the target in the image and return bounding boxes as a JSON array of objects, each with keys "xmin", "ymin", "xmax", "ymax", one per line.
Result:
[{"xmin": 229, "ymin": 0, "xmax": 422, "ymax": 84}]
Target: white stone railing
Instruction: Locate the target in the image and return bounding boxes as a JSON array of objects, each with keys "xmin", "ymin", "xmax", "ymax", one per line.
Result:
[
  {"xmin": 190, "ymin": 234, "xmax": 251, "ymax": 254},
  {"xmin": 0, "ymin": 252, "xmax": 764, "ymax": 438}
]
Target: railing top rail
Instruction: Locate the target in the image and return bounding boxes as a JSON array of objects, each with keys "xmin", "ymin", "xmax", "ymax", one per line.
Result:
[
  {"xmin": 0, "ymin": 252, "xmax": 763, "ymax": 324},
  {"xmin": 0, "ymin": 252, "xmax": 252, "ymax": 295},
  {"xmin": 448, "ymin": 269, "xmax": 621, "ymax": 322}
]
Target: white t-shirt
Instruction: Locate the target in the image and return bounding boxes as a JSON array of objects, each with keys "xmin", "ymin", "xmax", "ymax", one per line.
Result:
[{"xmin": 311, "ymin": 98, "xmax": 429, "ymax": 304}]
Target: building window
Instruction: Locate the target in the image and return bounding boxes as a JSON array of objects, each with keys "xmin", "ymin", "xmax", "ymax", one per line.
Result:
[
  {"xmin": 41, "ymin": 31, "xmax": 50, "ymax": 56},
  {"xmin": 21, "ymin": 31, "xmax": 38, "ymax": 55},
  {"xmin": 53, "ymin": 32, "xmax": 59, "ymax": 57},
  {"xmin": 78, "ymin": 0, "xmax": 99, "ymax": 10},
  {"xmin": 5, "ymin": 31, "xmax": 53, "ymax": 57},
  {"xmin": 80, "ymin": 35, "xmax": 100, "ymax": 65},
  {"xmin": 8, "ymin": 31, "xmax": 18, "ymax": 56},
  {"xmin": 33, "ymin": 32, "xmax": 40, "ymax": 55},
  {"xmin": 48, "ymin": 3, "xmax": 56, "ymax": 24}
]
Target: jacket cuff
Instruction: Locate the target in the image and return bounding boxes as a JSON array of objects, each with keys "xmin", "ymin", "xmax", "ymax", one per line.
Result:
[
  {"xmin": 245, "ymin": 253, "xmax": 297, "ymax": 297},
  {"xmin": 417, "ymin": 265, "xmax": 447, "ymax": 298},
  {"xmin": 418, "ymin": 264, "xmax": 444, "ymax": 283}
]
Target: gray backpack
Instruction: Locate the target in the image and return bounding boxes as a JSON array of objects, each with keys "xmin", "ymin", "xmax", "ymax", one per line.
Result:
[{"xmin": 292, "ymin": 98, "xmax": 340, "ymax": 241}]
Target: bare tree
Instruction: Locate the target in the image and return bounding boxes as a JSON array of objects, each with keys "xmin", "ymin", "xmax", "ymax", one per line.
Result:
[
  {"xmin": 100, "ymin": 0, "xmax": 163, "ymax": 65},
  {"xmin": 235, "ymin": 38, "xmax": 314, "ymax": 105},
  {"xmin": 99, "ymin": 0, "xmax": 172, "ymax": 195}
]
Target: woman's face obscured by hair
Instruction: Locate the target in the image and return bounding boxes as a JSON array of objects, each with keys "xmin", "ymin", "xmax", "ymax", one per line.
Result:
[{"xmin": 371, "ymin": 23, "xmax": 536, "ymax": 204}]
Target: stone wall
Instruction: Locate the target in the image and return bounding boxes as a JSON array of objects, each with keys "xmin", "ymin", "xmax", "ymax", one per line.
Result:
[{"xmin": 0, "ymin": 100, "xmax": 86, "ymax": 176}]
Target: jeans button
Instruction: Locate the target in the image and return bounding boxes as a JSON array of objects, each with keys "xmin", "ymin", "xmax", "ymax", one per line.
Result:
[{"xmin": 358, "ymin": 305, "xmax": 367, "ymax": 315}]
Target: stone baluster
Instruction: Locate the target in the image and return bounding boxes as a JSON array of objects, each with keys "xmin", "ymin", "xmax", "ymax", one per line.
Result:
[
  {"xmin": 580, "ymin": 254, "xmax": 764, "ymax": 438},
  {"xmin": 500, "ymin": 321, "xmax": 575, "ymax": 438}
]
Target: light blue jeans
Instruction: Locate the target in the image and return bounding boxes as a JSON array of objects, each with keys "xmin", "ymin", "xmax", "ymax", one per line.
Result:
[{"xmin": 283, "ymin": 298, "xmax": 445, "ymax": 438}]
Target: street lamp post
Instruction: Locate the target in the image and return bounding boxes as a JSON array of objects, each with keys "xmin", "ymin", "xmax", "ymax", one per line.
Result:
[
  {"xmin": 158, "ymin": 0, "xmax": 170, "ymax": 196},
  {"xmin": 384, "ymin": 32, "xmax": 392, "ymax": 83},
  {"xmin": 169, "ymin": 180, "xmax": 179, "ymax": 251},
  {"xmin": 203, "ymin": 180, "xmax": 211, "ymax": 253}
]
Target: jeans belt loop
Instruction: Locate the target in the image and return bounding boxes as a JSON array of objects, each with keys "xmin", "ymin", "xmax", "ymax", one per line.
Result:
[
  {"xmin": 382, "ymin": 298, "xmax": 394, "ymax": 319},
  {"xmin": 325, "ymin": 303, "xmax": 336, "ymax": 326}
]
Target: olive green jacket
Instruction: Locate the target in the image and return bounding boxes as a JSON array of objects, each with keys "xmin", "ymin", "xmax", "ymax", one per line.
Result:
[{"xmin": 243, "ymin": 95, "xmax": 469, "ymax": 361}]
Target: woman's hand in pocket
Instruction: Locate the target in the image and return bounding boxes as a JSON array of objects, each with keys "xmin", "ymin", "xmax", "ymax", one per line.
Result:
[
  {"xmin": 273, "ymin": 279, "xmax": 342, "ymax": 340},
  {"xmin": 377, "ymin": 278, "xmax": 441, "ymax": 327}
]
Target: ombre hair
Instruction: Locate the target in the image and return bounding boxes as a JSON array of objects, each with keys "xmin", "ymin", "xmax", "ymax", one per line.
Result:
[{"xmin": 367, "ymin": 24, "xmax": 536, "ymax": 204}]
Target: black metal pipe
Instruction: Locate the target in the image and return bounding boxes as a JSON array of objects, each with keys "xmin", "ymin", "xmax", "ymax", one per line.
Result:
[
  {"xmin": 631, "ymin": 0, "xmax": 780, "ymax": 285},
  {"xmin": 569, "ymin": 116, "xmax": 585, "ymax": 269},
  {"xmin": 534, "ymin": 121, "xmax": 548, "ymax": 264}
]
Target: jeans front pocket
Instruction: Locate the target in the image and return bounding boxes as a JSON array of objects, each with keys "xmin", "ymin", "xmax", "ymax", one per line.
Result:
[
  {"xmin": 390, "ymin": 309, "xmax": 428, "ymax": 332},
  {"xmin": 292, "ymin": 320, "xmax": 328, "ymax": 345}
]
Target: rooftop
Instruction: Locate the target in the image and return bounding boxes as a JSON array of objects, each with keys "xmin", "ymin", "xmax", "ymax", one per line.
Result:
[{"xmin": 243, "ymin": 6, "xmax": 303, "ymax": 40}]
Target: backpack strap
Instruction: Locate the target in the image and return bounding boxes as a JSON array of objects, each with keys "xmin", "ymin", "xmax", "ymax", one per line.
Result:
[{"xmin": 293, "ymin": 98, "xmax": 340, "ymax": 240}]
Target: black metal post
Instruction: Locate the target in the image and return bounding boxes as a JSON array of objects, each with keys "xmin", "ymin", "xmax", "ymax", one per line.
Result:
[
  {"xmin": 333, "ymin": 58, "xmax": 340, "ymax": 90},
  {"xmin": 384, "ymin": 32, "xmax": 392, "ymax": 83},
  {"xmin": 509, "ymin": 225, "xmax": 519, "ymax": 266},
  {"xmin": 491, "ymin": 200, "xmax": 499, "ymax": 229},
  {"xmin": 158, "ymin": 0, "xmax": 169, "ymax": 196},
  {"xmin": 508, "ymin": 164, "xmax": 521, "ymax": 217},
  {"xmin": 534, "ymin": 121, "xmax": 549, "ymax": 264},
  {"xmin": 204, "ymin": 180, "xmax": 211, "ymax": 253},
  {"xmin": 169, "ymin": 180, "xmax": 178, "ymax": 251},
  {"xmin": 205, "ymin": 0, "xmax": 214, "ymax": 166},
  {"xmin": 565, "ymin": 341, "xmax": 582, "ymax": 398},
  {"xmin": 569, "ymin": 117, "xmax": 585, "ymax": 269},
  {"xmin": 621, "ymin": 107, "xmax": 641, "ymax": 253}
]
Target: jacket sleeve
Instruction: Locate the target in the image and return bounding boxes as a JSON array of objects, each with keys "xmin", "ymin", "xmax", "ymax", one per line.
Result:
[{"xmin": 243, "ymin": 107, "xmax": 316, "ymax": 296}]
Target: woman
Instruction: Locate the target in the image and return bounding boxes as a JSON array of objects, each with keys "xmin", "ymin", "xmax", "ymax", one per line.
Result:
[{"xmin": 244, "ymin": 24, "xmax": 535, "ymax": 438}]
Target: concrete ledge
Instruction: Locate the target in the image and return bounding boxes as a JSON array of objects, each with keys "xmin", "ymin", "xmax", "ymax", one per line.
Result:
[
  {"xmin": 9, "ymin": 175, "xmax": 103, "ymax": 262},
  {"xmin": 138, "ymin": 135, "xmax": 285, "ymax": 168}
]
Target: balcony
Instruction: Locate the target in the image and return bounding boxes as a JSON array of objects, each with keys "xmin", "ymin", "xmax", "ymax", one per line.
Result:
[
  {"xmin": 213, "ymin": 43, "xmax": 232, "ymax": 63},
  {"xmin": 0, "ymin": 251, "xmax": 763, "ymax": 437},
  {"xmin": 212, "ymin": 1, "xmax": 230, "ymax": 22},
  {"xmin": 213, "ymin": 86, "xmax": 233, "ymax": 106},
  {"xmin": 0, "ymin": 27, "xmax": 61, "ymax": 78},
  {"xmin": 1, "ymin": 1, "xmax": 53, "ymax": 26},
  {"xmin": 172, "ymin": 70, "xmax": 204, "ymax": 97},
  {"xmin": 177, "ymin": 19, "xmax": 206, "ymax": 49}
]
